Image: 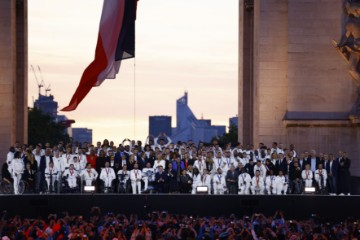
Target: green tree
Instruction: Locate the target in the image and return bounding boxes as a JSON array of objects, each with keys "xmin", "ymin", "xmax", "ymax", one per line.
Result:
[
  {"xmin": 211, "ymin": 124, "xmax": 238, "ymax": 148},
  {"xmin": 28, "ymin": 108, "xmax": 69, "ymax": 146}
]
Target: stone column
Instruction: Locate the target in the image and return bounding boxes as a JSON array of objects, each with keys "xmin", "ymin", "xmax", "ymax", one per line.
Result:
[{"xmin": 0, "ymin": 0, "xmax": 28, "ymax": 160}]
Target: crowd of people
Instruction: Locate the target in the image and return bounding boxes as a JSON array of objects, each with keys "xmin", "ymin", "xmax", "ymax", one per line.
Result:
[
  {"xmin": 0, "ymin": 207, "xmax": 358, "ymax": 239},
  {"xmin": 2, "ymin": 134, "xmax": 353, "ymax": 195}
]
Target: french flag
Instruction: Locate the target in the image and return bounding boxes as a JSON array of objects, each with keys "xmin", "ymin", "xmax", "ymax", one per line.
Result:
[{"xmin": 61, "ymin": 0, "xmax": 137, "ymax": 111}]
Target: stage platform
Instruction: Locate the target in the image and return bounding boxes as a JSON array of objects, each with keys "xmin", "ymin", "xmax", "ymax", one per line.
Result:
[{"xmin": 0, "ymin": 194, "xmax": 358, "ymax": 221}]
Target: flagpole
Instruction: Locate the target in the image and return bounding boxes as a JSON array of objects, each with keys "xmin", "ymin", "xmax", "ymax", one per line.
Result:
[{"xmin": 133, "ymin": 57, "xmax": 136, "ymax": 141}]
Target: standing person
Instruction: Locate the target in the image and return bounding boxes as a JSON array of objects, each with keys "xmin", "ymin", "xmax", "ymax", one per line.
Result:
[
  {"xmin": 179, "ymin": 169, "xmax": 192, "ymax": 193},
  {"xmin": 325, "ymin": 154, "xmax": 338, "ymax": 195},
  {"xmin": 86, "ymin": 150, "xmax": 97, "ymax": 168},
  {"xmin": 39, "ymin": 148, "xmax": 53, "ymax": 193},
  {"xmin": 155, "ymin": 166, "xmax": 168, "ymax": 193},
  {"xmin": 191, "ymin": 167, "xmax": 201, "ymax": 194},
  {"xmin": 201, "ymin": 169, "xmax": 211, "ymax": 194},
  {"xmin": 238, "ymin": 168, "xmax": 252, "ymax": 195},
  {"xmin": 166, "ymin": 163, "xmax": 177, "ymax": 193},
  {"xmin": 129, "ymin": 163, "xmax": 142, "ymax": 194},
  {"xmin": 142, "ymin": 162, "xmax": 154, "ymax": 192},
  {"xmin": 338, "ymin": 152, "xmax": 351, "ymax": 195},
  {"xmin": 44, "ymin": 161, "xmax": 59, "ymax": 193},
  {"xmin": 226, "ymin": 165, "xmax": 238, "ymax": 194},
  {"xmin": 10, "ymin": 152, "xmax": 24, "ymax": 194},
  {"xmin": 213, "ymin": 168, "xmax": 226, "ymax": 195}
]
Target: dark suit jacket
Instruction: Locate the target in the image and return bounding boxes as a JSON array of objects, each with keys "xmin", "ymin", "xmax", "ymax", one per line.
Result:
[
  {"xmin": 306, "ymin": 157, "xmax": 321, "ymax": 170},
  {"xmin": 325, "ymin": 160, "xmax": 338, "ymax": 177},
  {"xmin": 39, "ymin": 155, "xmax": 53, "ymax": 172}
]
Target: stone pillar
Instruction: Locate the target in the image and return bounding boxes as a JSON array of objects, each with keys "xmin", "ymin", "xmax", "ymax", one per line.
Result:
[
  {"xmin": 238, "ymin": 0, "xmax": 254, "ymax": 145},
  {"xmin": 0, "ymin": 0, "xmax": 28, "ymax": 160}
]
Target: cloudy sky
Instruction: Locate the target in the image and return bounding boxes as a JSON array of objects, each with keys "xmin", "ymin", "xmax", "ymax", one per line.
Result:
[{"xmin": 28, "ymin": 0, "xmax": 238, "ymax": 144}]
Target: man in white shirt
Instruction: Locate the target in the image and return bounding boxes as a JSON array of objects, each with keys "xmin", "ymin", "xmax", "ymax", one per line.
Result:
[
  {"xmin": 251, "ymin": 170, "xmax": 265, "ymax": 195},
  {"xmin": 223, "ymin": 151, "xmax": 234, "ymax": 175},
  {"xmin": 130, "ymin": 163, "xmax": 142, "ymax": 194},
  {"xmin": 314, "ymin": 163, "xmax": 327, "ymax": 191},
  {"xmin": 213, "ymin": 151, "xmax": 226, "ymax": 176},
  {"xmin": 212, "ymin": 168, "xmax": 226, "ymax": 195},
  {"xmin": 100, "ymin": 161, "xmax": 116, "ymax": 190},
  {"xmin": 238, "ymin": 168, "xmax": 252, "ymax": 195},
  {"xmin": 80, "ymin": 163, "xmax": 98, "ymax": 186},
  {"xmin": 62, "ymin": 147, "xmax": 73, "ymax": 171}
]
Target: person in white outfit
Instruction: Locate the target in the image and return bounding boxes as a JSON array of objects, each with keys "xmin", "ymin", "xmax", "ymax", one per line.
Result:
[
  {"xmin": 130, "ymin": 163, "xmax": 142, "ymax": 194},
  {"xmin": 213, "ymin": 168, "xmax": 227, "ymax": 195},
  {"xmin": 253, "ymin": 160, "xmax": 267, "ymax": 179},
  {"xmin": 265, "ymin": 170, "xmax": 277, "ymax": 195},
  {"xmin": 314, "ymin": 164, "xmax": 327, "ymax": 191},
  {"xmin": 80, "ymin": 163, "xmax": 98, "ymax": 186},
  {"xmin": 302, "ymin": 164, "xmax": 313, "ymax": 188},
  {"xmin": 200, "ymin": 169, "xmax": 211, "ymax": 194},
  {"xmin": 251, "ymin": 170, "xmax": 265, "ymax": 195},
  {"xmin": 238, "ymin": 168, "xmax": 252, "ymax": 195},
  {"xmin": 100, "ymin": 161, "xmax": 116, "ymax": 189},
  {"xmin": 10, "ymin": 152, "xmax": 24, "ymax": 194},
  {"xmin": 274, "ymin": 170, "xmax": 288, "ymax": 195},
  {"xmin": 191, "ymin": 167, "xmax": 202, "ymax": 194},
  {"xmin": 44, "ymin": 161, "xmax": 59, "ymax": 192},
  {"xmin": 142, "ymin": 162, "xmax": 154, "ymax": 191},
  {"xmin": 64, "ymin": 164, "xmax": 78, "ymax": 189}
]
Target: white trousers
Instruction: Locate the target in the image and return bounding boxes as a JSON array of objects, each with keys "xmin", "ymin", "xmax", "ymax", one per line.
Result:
[
  {"xmin": 143, "ymin": 177, "xmax": 148, "ymax": 191},
  {"xmin": 304, "ymin": 179, "xmax": 312, "ymax": 187},
  {"xmin": 275, "ymin": 183, "xmax": 288, "ymax": 195},
  {"xmin": 131, "ymin": 180, "xmax": 141, "ymax": 194},
  {"xmin": 67, "ymin": 178, "xmax": 77, "ymax": 188},
  {"xmin": 102, "ymin": 177, "xmax": 113, "ymax": 188},
  {"xmin": 239, "ymin": 183, "xmax": 251, "ymax": 195},
  {"xmin": 13, "ymin": 173, "xmax": 21, "ymax": 195},
  {"xmin": 46, "ymin": 177, "xmax": 56, "ymax": 191},
  {"xmin": 251, "ymin": 185, "xmax": 264, "ymax": 195}
]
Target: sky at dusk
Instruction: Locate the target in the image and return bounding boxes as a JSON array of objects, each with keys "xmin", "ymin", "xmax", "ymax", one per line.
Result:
[{"xmin": 28, "ymin": 0, "xmax": 238, "ymax": 144}]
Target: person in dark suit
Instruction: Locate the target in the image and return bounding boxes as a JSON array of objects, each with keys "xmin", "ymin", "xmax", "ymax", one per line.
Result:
[
  {"xmin": 244, "ymin": 158, "xmax": 255, "ymax": 178},
  {"xmin": 338, "ymin": 152, "xmax": 351, "ymax": 195},
  {"xmin": 325, "ymin": 154, "xmax": 338, "ymax": 195},
  {"xmin": 275, "ymin": 153, "xmax": 287, "ymax": 175},
  {"xmin": 22, "ymin": 162, "xmax": 36, "ymax": 192},
  {"xmin": 39, "ymin": 148, "xmax": 53, "ymax": 192},
  {"xmin": 298, "ymin": 153, "xmax": 307, "ymax": 170},
  {"xmin": 226, "ymin": 165, "xmax": 239, "ymax": 194},
  {"xmin": 306, "ymin": 150, "xmax": 321, "ymax": 173},
  {"xmin": 155, "ymin": 166, "xmax": 168, "ymax": 193}
]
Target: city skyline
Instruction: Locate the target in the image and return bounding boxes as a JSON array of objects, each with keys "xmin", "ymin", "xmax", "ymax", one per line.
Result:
[{"xmin": 28, "ymin": 0, "xmax": 238, "ymax": 144}]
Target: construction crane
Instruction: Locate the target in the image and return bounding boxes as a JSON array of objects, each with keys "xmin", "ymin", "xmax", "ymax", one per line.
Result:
[
  {"xmin": 45, "ymin": 84, "xmax": 51, "ymax": 96},
  {"xmin": 30, "ymin": 65, "xmax": 44, "ymax": 96}
]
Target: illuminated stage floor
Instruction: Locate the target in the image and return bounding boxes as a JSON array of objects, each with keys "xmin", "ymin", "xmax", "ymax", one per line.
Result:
[{"xmin": 0, "ymin": 194, "xmax": 358, "ymax": 221}]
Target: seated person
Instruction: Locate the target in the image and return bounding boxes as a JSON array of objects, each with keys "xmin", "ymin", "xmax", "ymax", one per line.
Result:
[
  {"xmin": 274, "ymin": 170, "xmax": 288, "ymax": 195},
  {"xmin": 22, "ymin": 162, "xmax": 36, "ymax": 192},
  {"xmin": 238, "ymin": 167, "xmax": 252, "ymax": 195},
  {"xmin": 314, "ymin": 163, "xmax": 327, "ymax": 191},
  {"xmin": 302, "ymin": 164, "xmax": 313, "ymax": 188},
  {"xmin": 80, "ymin": 163, "xmax": 98, "ymax": 186},
  {"xmin": 100, "ymin": 161, "xmax": 116, "ymax": 189},
  {"xmin": 117, "ymin": 165, "xmax": 130, "ymax": 193},
  {"xmin": 64, "ymin": 164, "xmax": 79, "ymax": 189},
  {"xmin": 251, "ymin": 170, "xmax": 265, "ymax": 195}
]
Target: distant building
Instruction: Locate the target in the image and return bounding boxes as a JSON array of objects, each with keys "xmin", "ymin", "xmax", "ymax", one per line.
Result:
[
  {"xmin": 229, "ymin": 116, "xmax": 238, "ymax": 128},
  {"xmin": 149, "ymin": 116, "xmax": 172, "ymax": 137},
  {"xmin": 72, "ymin": 128, "xmax": 93, "ymax": 144},
  {"xmin": 171, "ymin": 92, "xmax": 226, "ymax": 144},
  {"xmin": 34, "ymin": 94, "xmax": 58, "ymax": 119}
]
